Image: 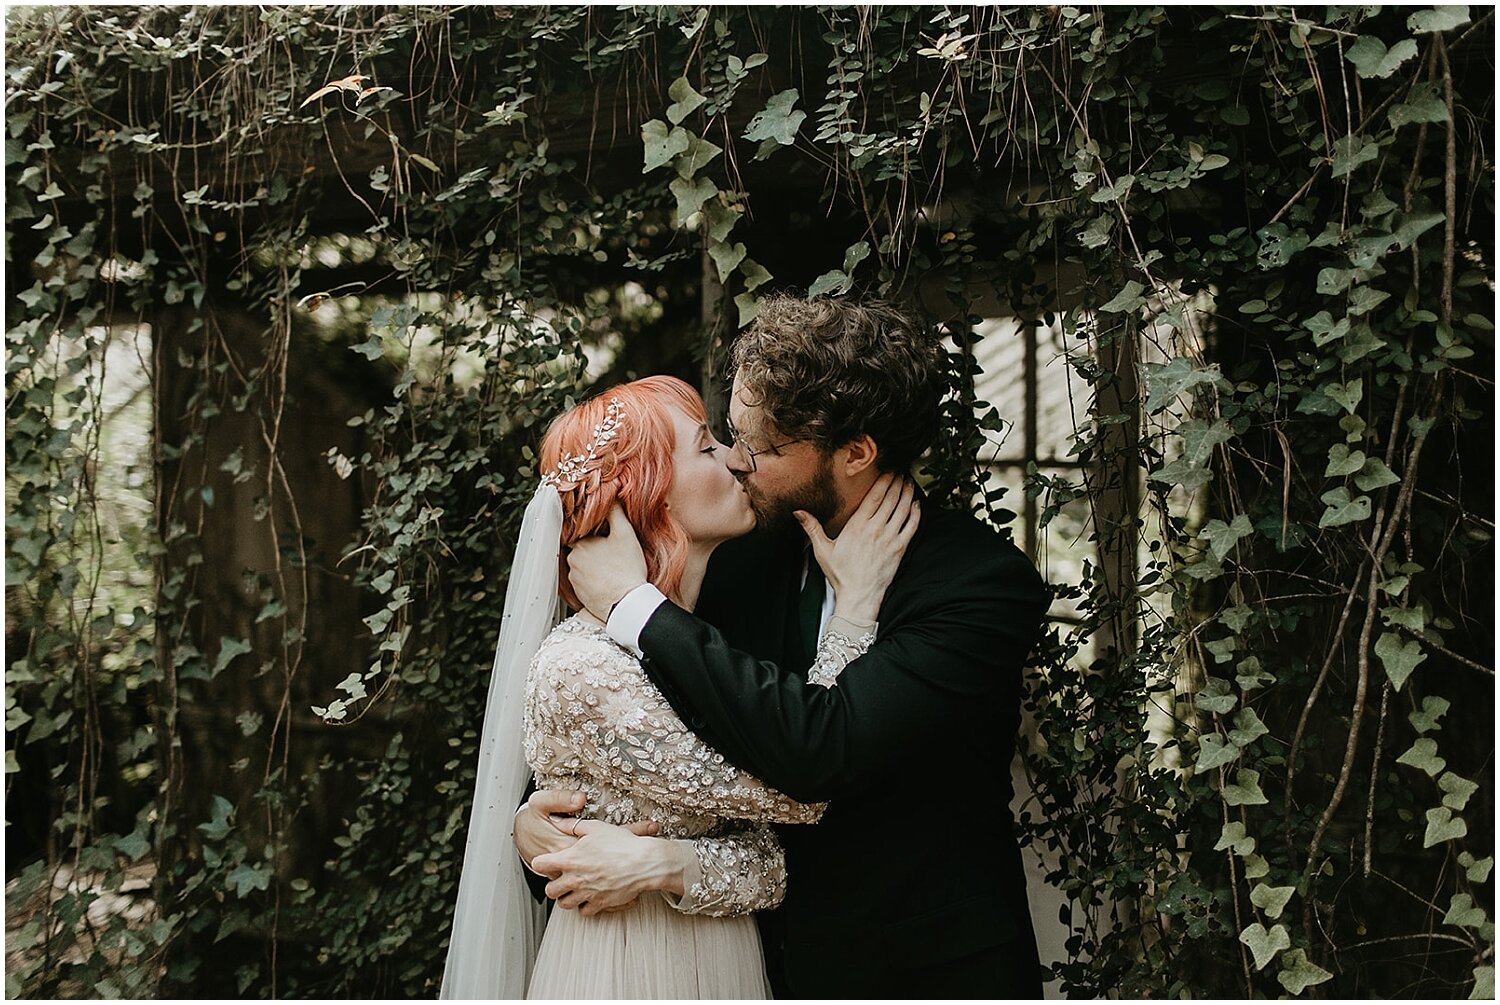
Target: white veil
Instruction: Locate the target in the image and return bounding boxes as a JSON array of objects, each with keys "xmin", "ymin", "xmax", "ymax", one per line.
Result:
[{"xmin": 441, "ymin": 485, "xmax": 562, "ymax": 999}]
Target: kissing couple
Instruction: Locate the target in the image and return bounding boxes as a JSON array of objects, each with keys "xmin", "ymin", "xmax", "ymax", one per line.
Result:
[{"xmin": 441, "ymin": 295, "xmax": 1050, "ymax": 999}]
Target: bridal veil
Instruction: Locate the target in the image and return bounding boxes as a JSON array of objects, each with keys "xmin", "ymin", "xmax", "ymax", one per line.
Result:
[{"xmin": 440, "ymin": 485, "xmax": 560, "ymax": 999}]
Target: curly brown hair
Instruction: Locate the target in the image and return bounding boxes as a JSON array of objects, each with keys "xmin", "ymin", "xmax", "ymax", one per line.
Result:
[{"xmin": 730, "ymin": 294, "xmax": 945, "ymax": 472}]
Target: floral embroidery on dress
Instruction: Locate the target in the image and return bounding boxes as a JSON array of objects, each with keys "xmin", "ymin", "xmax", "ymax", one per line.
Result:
[
  {"xmin": 807, "ymin": 623, "xmax": 877, "ymax": 688},
  {"xmin": 524, "ymin": 616, "xmax": 826, "ymax": 915}
]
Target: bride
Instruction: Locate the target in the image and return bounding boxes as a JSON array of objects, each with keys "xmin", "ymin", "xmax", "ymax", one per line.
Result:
[{"xmin": 440, "ymin": 375, "xmax": 917, "ymax": 999}]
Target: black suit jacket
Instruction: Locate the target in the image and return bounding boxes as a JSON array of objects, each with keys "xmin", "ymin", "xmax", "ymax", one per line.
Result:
[{"xmin": 639, "ymin": 503, "xmax": 1049, "ymax": 997}]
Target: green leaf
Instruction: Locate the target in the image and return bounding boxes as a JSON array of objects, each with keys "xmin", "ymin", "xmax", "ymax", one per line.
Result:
[
  {"xmin": 1258, "ymin": 223, "xmax": 1309, "ymax": 268},
  {"xmin": 1408, "ymin": 695, "xmax": 1451, "ymax": 733},
  {"xmin": 336, "ymin": 672, "xmax": 368, "ymax": 701},
  {"xmin": 255, "ymin": 599, "xmax": 286, "ymax": 624},
  {"xmin": 350, "ymin": 333, "xmax": 384, "ymax": 360},
  {"xmin": 641, "ymin": 119, "xmax": 690, "ymax": 173},
  {"xmin": 1347, "ymin": 285, "xmax": 1390, "ymax": 316},
  {"xmin": 1204, "ymin": 636, "xmax": 1238, "ymax": 662},
  {"xmin": 1197, "ymin": 676, "xmax": 1237, "ymax": 714},
  {"xmin": 742, "ymin": 89, "xmax": 805, "ymax": 146},
  {"xmin": 1250, "ymin": 883, "xmax": 1295, "ymax": 919},
  {"xmin": 226, "ymin": 861, "xmax": 271, "ymax": 898},
  {"xmin": 1200, "ymin": 514, "xmax": 1253, "ymax": 562},
  {"xmin": 707, "ymin": 240, "xmax": 746, "ymax": 283},
  {"xmin": 1239, "ymin": 922, "xmax": 1290, "ymax": 970},
  {"xmin": 1381, "ymin": 605, "xmax": 1427, "ymax": 634},
  {"xmin": 1458, "ymin": 852, "xmax": 1494, "ymax": 883},
  {"xmin": 1438, "ymin": 771, "xmax": 1479, "ymax": 810},
  {"xmin": 1331, "ymin": 134, "xmax": 1378, "ymax": 177},
  {"xmin": 1181, "ymin": 418, "xmax": 1234, "ymax": 466},
  {"xmin": 1393, "ymin": 209, "xmax": 1448, "ymax": 249},
  {"xmin": 1346, "ymin": 35, "xmax": 1419, "ymax": 79},
  {"xmin": 669, "ymin": 175, "xmax": 717, "ymax": 222},
  {"xmin": 236, "ymin": 710, "xmax": 263, "ymax": 736},
  {"xmin": 1223, "ymin": 768, "xmax": 1269, "ymax": 806},
  {"xmin": 674, "ymin": 134, "xmax": 722, "ymax": 179},
  {"xmin": 198, "ymin": 795, "xmax": 234, "ymax": 841},
  {"xmin": 1423, "ymin": 806, "xmax": 1467, "ymax": 847},
  {"xmin": 1215, "ymin": 820, "xmax": 1256, "ymax": 855},
  {"xmin": 1150, "ymin": 418, "xmax": 1234, "ymax": 491},
  {"xmin": 1325, "ymin": 378, "xmax": 1363, "ymax": 414},
  {"xmin": 1325, "ymin": 444, "xmax": 1366, "ymax": 478},
  {"xmin": 1317, "ymin": 486, "xmax": 1372, "ymax": 528},
  {"xmin": 1090, "ymin": 173, "xmax": 1135, "ymax": 204},
  {"xmin": 1194, "ymin": 733, "xmax": 1241, "ymax": 772},
  {"xmin": 733, "ymin": 292, "xmax": 759, "ymax": 327},
  {"xmin": 841, "ymin": 240, "xmax": 871, "ymax": 274},
  {"xmin": 112, "ymin": 828, "xmax": 151, "ymax": 861},
  {"xmin": 1390, "ymin": 88, "xmax": 1451, "ymax": 127},
  {"xmin": 1238, "ymin": 299, "xmax": 1268, "ymax": 314},
  {"xmin": 1141, "ymin": 357, "xmax": 1228, "ymax": 414},
  {"xmin": 1277, "ymin": 948, "xmax": 1333, "ymax": 994},
  {"xmin": 213, "ymin": 636, "xmax": 254, "ymax": 677},
  {"xmin": 1395, "ymin": 736, "xmax": 1446, "ymax": 776},
  {"xmin": 1443, "ymin": 893, "xmax": 1488, "ymax": 930},
  {"xmin": 1354, "ymin": 457, "xmax": 1400, "ymax": 491},
  {"xmin": 1375, "ymin": 631, "xmax": 1427, "ymax": 690},
  {"xmin": 738, "ymin": 258, "xmax": 771, "ymax": 292},
  {"xmin": 1221, "ymin": 605, "xmax": 1254, "ymax": 633},
  {"xmin": 1099, "ymin": 280, "xmax": 1145, "ymax": 314},
  {"xmin": 704, "ymin": 200, "xmax": 742, "ymax": 242},
  {"xmin": 1304, "ymin": 311, "xmax": 1350, "ymax": 346},
  {"xmin": 1229, "ymin": 708, "xmax": 1270, "ymax": 747},
  {"xmin": 1470, "ymin": 966, "xmax": 1495, "ymax": 1001},
  {"xmin": 1317, "ymin": 266, "xmax": 1355, "ymax": 295},
  {"xmin": 1243, "ymin": 853, "xmax": 1270, "ymax": 880},
  {"xmin": 809, "ymin": 269, "xmax": 851, "ymax": 298},
  {"xmin": 1407, "ymin": 6, "xmax": 1470, "ymax": 34},
  {"xmin": 665, "ymin": 77, "xmax": 706, "ymax": 125},
  {"xmin": 1078, "ymin": 215, "xmax": 1112, "ymax": 249}
]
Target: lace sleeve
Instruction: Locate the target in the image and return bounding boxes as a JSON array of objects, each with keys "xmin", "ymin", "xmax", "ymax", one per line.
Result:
[
  {"xmin": 529, "ymin": 629, "xmax": 824, "ymax": 825},
  {"xmin": 666, "ymin": 823, "xmax": 788, "ymax": 917},
  {"xmin": 806, "ymin": 614, "xmax": 878, "ymax": 688}
]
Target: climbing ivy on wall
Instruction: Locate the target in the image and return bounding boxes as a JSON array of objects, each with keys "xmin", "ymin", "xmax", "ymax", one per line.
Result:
[{"xmin": 5, "ymin": 5, "xmax": 1493, "ymax": 998}]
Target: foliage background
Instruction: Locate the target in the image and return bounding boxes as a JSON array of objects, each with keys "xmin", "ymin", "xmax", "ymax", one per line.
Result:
[{"xmin": 5, "ymin": 5, "xmax": 1493, "ymax": 999}]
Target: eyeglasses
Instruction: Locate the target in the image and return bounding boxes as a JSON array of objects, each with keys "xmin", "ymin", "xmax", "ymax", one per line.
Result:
[{"xmin": 724, "ymin": 418, "xmax": 798, "ymax": 472}]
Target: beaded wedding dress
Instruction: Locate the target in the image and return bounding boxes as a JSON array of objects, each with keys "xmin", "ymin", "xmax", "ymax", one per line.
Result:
[{"xmin": 520, "ymin": 614, "xmax": 866, "ymax": 999}]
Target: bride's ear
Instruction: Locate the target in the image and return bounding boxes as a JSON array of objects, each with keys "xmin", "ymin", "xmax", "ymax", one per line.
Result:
[{"xmin": 837, "ymin": 434, "xmax": 879, "ymax": 477}]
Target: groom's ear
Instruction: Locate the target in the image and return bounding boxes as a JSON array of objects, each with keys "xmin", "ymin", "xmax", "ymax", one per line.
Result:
[{"xmin": 837, "ymin": 433, "xmax": 879, "ymax": 477}]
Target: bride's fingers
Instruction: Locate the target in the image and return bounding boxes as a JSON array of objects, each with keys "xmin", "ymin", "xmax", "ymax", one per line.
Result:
[
  {"xmin": 894, "ymin": 482, "xmax": 919, "ymax": 535},
  {"xmin": 870, "ymin": 474, "xmax": 903, "ymax": 526},
  {"xmin": 853, "ymin": 472, "xmax": 896, "ymax": 521},
  {"xmin": 897, "ymin": 496, "xmax": 921, "ymax": 542}
]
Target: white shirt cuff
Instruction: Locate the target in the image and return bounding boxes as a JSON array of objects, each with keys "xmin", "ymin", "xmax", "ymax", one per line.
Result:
[{"xmin": 606, "ymin": 583, "xmax": 668, "ymax": 655}]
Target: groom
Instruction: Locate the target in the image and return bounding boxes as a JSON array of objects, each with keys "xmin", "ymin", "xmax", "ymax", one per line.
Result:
[{"xmin": 517, "ymin": 294, "xmax": 1049, "ymax": 997}]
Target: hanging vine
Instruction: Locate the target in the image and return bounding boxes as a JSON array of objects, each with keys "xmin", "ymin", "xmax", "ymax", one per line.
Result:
[{"xmin": 5, "ymin": 6, "xmax": 1492, "ymax": 999}]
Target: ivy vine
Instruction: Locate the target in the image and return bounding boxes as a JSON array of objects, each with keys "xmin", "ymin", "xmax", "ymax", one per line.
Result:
[{"xmin": 5, "ymin": 6, "xmax": 1492, "ymax": 999}]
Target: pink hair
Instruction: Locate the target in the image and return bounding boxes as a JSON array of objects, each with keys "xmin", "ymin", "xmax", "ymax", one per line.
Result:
[{"xmin": 539, "ymin": 375, "xmax": 705, "ymax": 610}]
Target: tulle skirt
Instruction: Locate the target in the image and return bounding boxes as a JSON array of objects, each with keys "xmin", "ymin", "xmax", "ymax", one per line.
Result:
[{"xmin": 526, "ymin": 892, "xmax": 771, "ymax": 999}]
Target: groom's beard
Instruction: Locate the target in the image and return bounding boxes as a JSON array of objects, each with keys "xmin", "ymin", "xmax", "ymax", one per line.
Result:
[{"xmin": 743, "ymin": 452, "xmax": 840, "ymax": 539}]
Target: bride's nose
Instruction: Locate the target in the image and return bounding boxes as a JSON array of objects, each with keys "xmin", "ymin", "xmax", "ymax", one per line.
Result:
[{"xmin": 724, "ymin": 441, "xmax": 753, "ymax": 476}]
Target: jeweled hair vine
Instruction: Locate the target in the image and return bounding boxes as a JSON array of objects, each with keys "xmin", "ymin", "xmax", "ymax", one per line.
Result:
[{"xmin": 540, "ymin": 397, "xmax": 625, "ymax": 492}]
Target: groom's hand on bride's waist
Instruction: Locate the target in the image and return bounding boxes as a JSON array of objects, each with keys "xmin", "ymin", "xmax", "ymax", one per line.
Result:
[
  {"xmin": 567, "ymin": 504, "xmax": 648, "ymax": 621},
  {"xmin": 516, "ymin": 789, "xmax": 665, "ymax": 915},
  {"xmin": 530, "ymin": 818, "xmax": 690, "ymax": 918}
]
